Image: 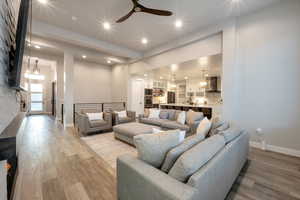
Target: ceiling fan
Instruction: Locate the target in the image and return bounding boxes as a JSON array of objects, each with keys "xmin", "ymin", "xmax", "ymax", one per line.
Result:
[{"xmin": 116, "ymin": 0, "xmax": 173, "ymax": 23}]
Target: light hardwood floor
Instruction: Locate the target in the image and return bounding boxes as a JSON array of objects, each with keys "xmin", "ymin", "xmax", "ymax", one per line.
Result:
[{"xmin": 13, "ymin": 115, "xmax": 300, "ymax": 200}]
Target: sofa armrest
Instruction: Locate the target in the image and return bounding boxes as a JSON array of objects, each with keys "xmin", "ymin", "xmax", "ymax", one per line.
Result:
[
  {"xmin": 117, "ymin": 155, "xmax": 197, "ymax": 200},
  {"xmin": 138, "ymin": 114, "xmax": 146, "ymax": 121},
  {"xmin": 104, "ymin": 112, "xmax": 112, "ymax": 126},
  {"xmin": 77, "ymin": 113, "xmax": 89, "ymax": 134},
  {"xmin": 112, "ymin": 112, "xmax": 120, "ymax": 125},
  {"xmin": 126, "ymin": 111, "xmax": 136, "ymax": 121}
]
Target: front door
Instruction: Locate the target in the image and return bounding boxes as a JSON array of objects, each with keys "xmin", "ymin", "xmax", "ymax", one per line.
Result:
[{"xmin": 29, "ymin": 83, "xmax": 44, "ymax": 114}]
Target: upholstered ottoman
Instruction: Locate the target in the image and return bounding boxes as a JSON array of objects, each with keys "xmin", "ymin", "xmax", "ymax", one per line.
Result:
[{"xmin": 113, "ymin": 122, "xmax": 159, "ymax": 146}]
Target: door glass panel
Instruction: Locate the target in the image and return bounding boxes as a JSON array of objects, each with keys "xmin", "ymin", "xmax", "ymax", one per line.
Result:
[
  {"xmin": 31, "ymin": 103, "xmax": 43, "ymax": 111},
  {"xmin": 30, "ymin": 84, "xmax": 43, "ymax": 92},
  {"xmin": 31, "ymin": 93, "xmax": 43, "ymax": 102}
]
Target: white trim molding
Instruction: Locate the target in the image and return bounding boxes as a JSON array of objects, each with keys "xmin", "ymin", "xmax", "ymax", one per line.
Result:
[
  {"xmin": 250, "ymin": 141, "xmax": 300, "ymax": 158},
  {"xmin": 64, "ymin": 123, "xmax": 74, "ymax": 128}
]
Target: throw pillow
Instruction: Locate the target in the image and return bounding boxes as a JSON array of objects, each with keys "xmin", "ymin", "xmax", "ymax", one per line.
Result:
[
  {"xmin": 161, "ymin": 133, "xmax": 205, "ymax": 173},
  {"xmin": 159, "ymin": 109, "xmax": 169, "ymax": 119},
  {"xmin": 148, "ymin": 109, "xmax": 160, "ymax": 119},
  {"xmin": 208, "ymin": 120, "xmax": 230, "ymax": 137},
  {"xmin": 168, "ymin": 134, "xmax": 225, "ymax": 182},
  {"xmin": 219, "ymin": 126, "xmax": 243, "ymax": 144},
  {"xmin": 186, "ymin": 110, "xmax": 204, "ymax": 125},
  {"xmin": 144, "ymin": 109, "xmax": 150, "ymax": 118},
  {"xmin": 86, "ymin": 112, "xmax": 103, "ymax": 121},
  {"xmin": 177, "ymin": 111, "xmax": 186, "ymax": 125},
  {"xmin": 196, "ymin": 117, "xmax": 212, "ymax": 138},
  {"xmin": 133, "ymin": 130, "xmax": 184, "ymax": 168},
  {"xmin": 116, "ymin": 110, "xmax": 127, "ymax": 118}
]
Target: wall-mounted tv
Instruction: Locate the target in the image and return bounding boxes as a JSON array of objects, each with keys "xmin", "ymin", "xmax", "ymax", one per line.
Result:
[{"xmin": 7, "ymin": 0, "xmax": 29, "ymax": 90}]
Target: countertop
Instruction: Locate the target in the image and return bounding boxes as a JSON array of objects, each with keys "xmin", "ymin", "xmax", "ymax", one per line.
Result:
[{"xmin": 159, "ymin": 103, "xmax": 222, "ymax": 108}]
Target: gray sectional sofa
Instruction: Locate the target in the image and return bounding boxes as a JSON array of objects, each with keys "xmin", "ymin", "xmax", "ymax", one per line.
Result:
[
  {"xmin": 139, "ymin": 109, "xmax": 203, "ymax": 136},
  {"xmin": 117, "ymin": 130, "xmax": 250, "ymax": 200}
]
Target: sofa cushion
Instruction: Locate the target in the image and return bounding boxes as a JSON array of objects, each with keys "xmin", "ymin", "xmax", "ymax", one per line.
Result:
[
  {"xmin": 186, "ymin": 110, "xmax": 204, "ymax": 125},
  {"xmin": 159, "ymin": 109, "xmax": 169, "ymax": 119},
  {"xmin": 196, "ymin": 117, "xmax": 212, "ymax": 138},
  {"xmin": 161, "ymin": 121, "xmax": 190, "ymax": 132},
  {"xmin": 140, "ymin": 118, "xmax": 168, "ymax": 126},
  {"xmin": 161, "ymin": 134, "xmax": 206, "ymax": 173},
  {"xmin": 134, "ymin": 130, "xmax": 185, "ymax": 168},
  {"xmin": 118, "ymin": 117, "xmax": 132, "ymax": 124},
  {"xmin": 220, "ymin": 126, "xmax": 243, "ymax": 144},
  {"xmin": 89, "ymin": 119, "xmax": 107, "ymax": 128},
  {"xmin": 169, "ymin": 134, "xmax": 225, "ymax": 182}
]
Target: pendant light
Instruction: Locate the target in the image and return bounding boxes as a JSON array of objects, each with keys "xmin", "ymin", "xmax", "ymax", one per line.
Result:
[{"xmin": 33, "ymin": 59, "xmax": 40, "ymax": 74}]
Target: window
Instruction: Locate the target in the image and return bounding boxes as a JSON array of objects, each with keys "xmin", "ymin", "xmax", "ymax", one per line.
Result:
[
  {"xmin": 30, "ymin": 83, "xmax": 43, "ymax": 92},
  {"xmin": 30, "ymin": 83, "xmax": 43, "ymax": 112}
]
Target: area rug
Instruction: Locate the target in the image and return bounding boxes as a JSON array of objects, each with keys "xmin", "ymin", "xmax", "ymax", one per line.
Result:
[{"xmin": 81, "ymin": 132, "xmax": 137, "ymax": 169}]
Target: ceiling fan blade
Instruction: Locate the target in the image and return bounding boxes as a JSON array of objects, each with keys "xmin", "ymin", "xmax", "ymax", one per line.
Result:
[
  {"xmin": 116, "ymin": 9, "xmax": 135, "ymax": 23},
  {"xmin": 139, "ymin": 5, "xmax": 172, "ymax": 16}
]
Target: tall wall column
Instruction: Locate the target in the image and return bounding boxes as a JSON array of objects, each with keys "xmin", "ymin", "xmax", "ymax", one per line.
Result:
[{"xmin": 63, "ymin": 52, "xmax": 74, "ymax": 127}]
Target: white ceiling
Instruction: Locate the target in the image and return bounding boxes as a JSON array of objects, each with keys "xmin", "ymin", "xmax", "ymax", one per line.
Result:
[{"xmin": 32, "ymin": 0, "xmax": 279, "ymax": 53}]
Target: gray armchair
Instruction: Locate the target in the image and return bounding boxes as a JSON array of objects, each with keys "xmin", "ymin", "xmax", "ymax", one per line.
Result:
[
  {"xmin": 76, "ymin": 112, "xmax": 112, "ymax": 136},
  {"xmin": 112, "ymin": 111, "xmax": 136, "ymax": 125}
]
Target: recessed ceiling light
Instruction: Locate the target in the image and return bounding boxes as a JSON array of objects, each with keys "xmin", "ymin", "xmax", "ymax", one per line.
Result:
[
  {"xmin": 72, "ymin": 16, "xmax": 77, "ymax": 21},
  {"xmin": 82, "ymin": 55, "xmax": 87, "ymax": 59},
  {"xmin": 160, "ymin": 76, "xmax": 163, "ymax": 80},
  {"xmin": 184, "ymin": 76, "xmax": 188, "ymax": 80},
  {"xmin": 171, "ymin": 64, "xmax": 178, "ymax": 71},
  {"xmin": 175, "ymin": 20, "xmax": 183, "ymax": 28},
  {"xmin": 107, "ymin": 60, "xmax": 112, "ymax": 64},
  {"xmin": 141, "ymin": 38, "xmax": 148, "ymax": 45},
  {"xmin": 38, "ymin": 0, "xmax": 48, "ymax": 5},
  {"xmin": 103, "ymin": 22, "xmax": 111, "ymax": 30},
  {"xmin": 34, "ymin": 45, "xmax": 41, "ymax": 49}
]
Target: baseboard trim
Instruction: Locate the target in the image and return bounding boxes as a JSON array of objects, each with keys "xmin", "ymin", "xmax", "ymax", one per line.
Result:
[
  {"xmin": 64, "ymin": 123, "xmax": 74, "ymax": 128},
  {"xmin": 250, "ymin": 141, "xmax": 300, "ymax": 158}
]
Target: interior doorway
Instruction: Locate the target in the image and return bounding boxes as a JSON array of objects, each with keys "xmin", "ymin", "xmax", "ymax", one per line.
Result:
[{"xmin": 130, "ymin": 78, "xmax": 145, "ymax": 116}]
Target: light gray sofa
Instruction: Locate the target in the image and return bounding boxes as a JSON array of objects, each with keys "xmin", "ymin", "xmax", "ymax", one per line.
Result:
[
  {"xmin": 139, "ymin": 109, "xmax": 203, "ymax": 136},
  {"xmin": 76, "ymin": 112, "xmax": 112, "ymax": 136},
  {"xmin": 117, "ymin": 131, "xmax": 249, "ymax": 200},
  {"xmin": 112, "ymin": 111, "xmax": 136, "ymax": 125}
]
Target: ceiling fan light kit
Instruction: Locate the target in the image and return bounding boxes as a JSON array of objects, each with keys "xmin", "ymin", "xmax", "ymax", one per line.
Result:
[{"xmin": 116, "ymin": 0, "xmax": 173, "ymax": 23}]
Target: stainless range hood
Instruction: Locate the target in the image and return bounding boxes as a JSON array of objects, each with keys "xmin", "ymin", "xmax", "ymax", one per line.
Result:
[{"xmin": 206, "ymin": 77, "xmax": 221, "ymax": 93}]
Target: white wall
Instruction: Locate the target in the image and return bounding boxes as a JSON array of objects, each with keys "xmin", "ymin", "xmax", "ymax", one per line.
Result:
[
  {"xmin": 0, "ymin": 0, "xmax": 20, "ymax": 134},
  {"xmin": 233, "ymin": 0, "xmax": 300, "ymax": 151},
  {"xmin": 111, "ymin": 64, "xmax": 129, "ymax": 103},
  {"xmin": 74, "ymin": 61, "xmax": 112, "ymax": 103}
]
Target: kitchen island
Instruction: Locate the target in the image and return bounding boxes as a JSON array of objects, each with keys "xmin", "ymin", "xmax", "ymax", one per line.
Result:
[{"xmin": 159, "ymin": 103, "xmax": 222, "ymax": 119}]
